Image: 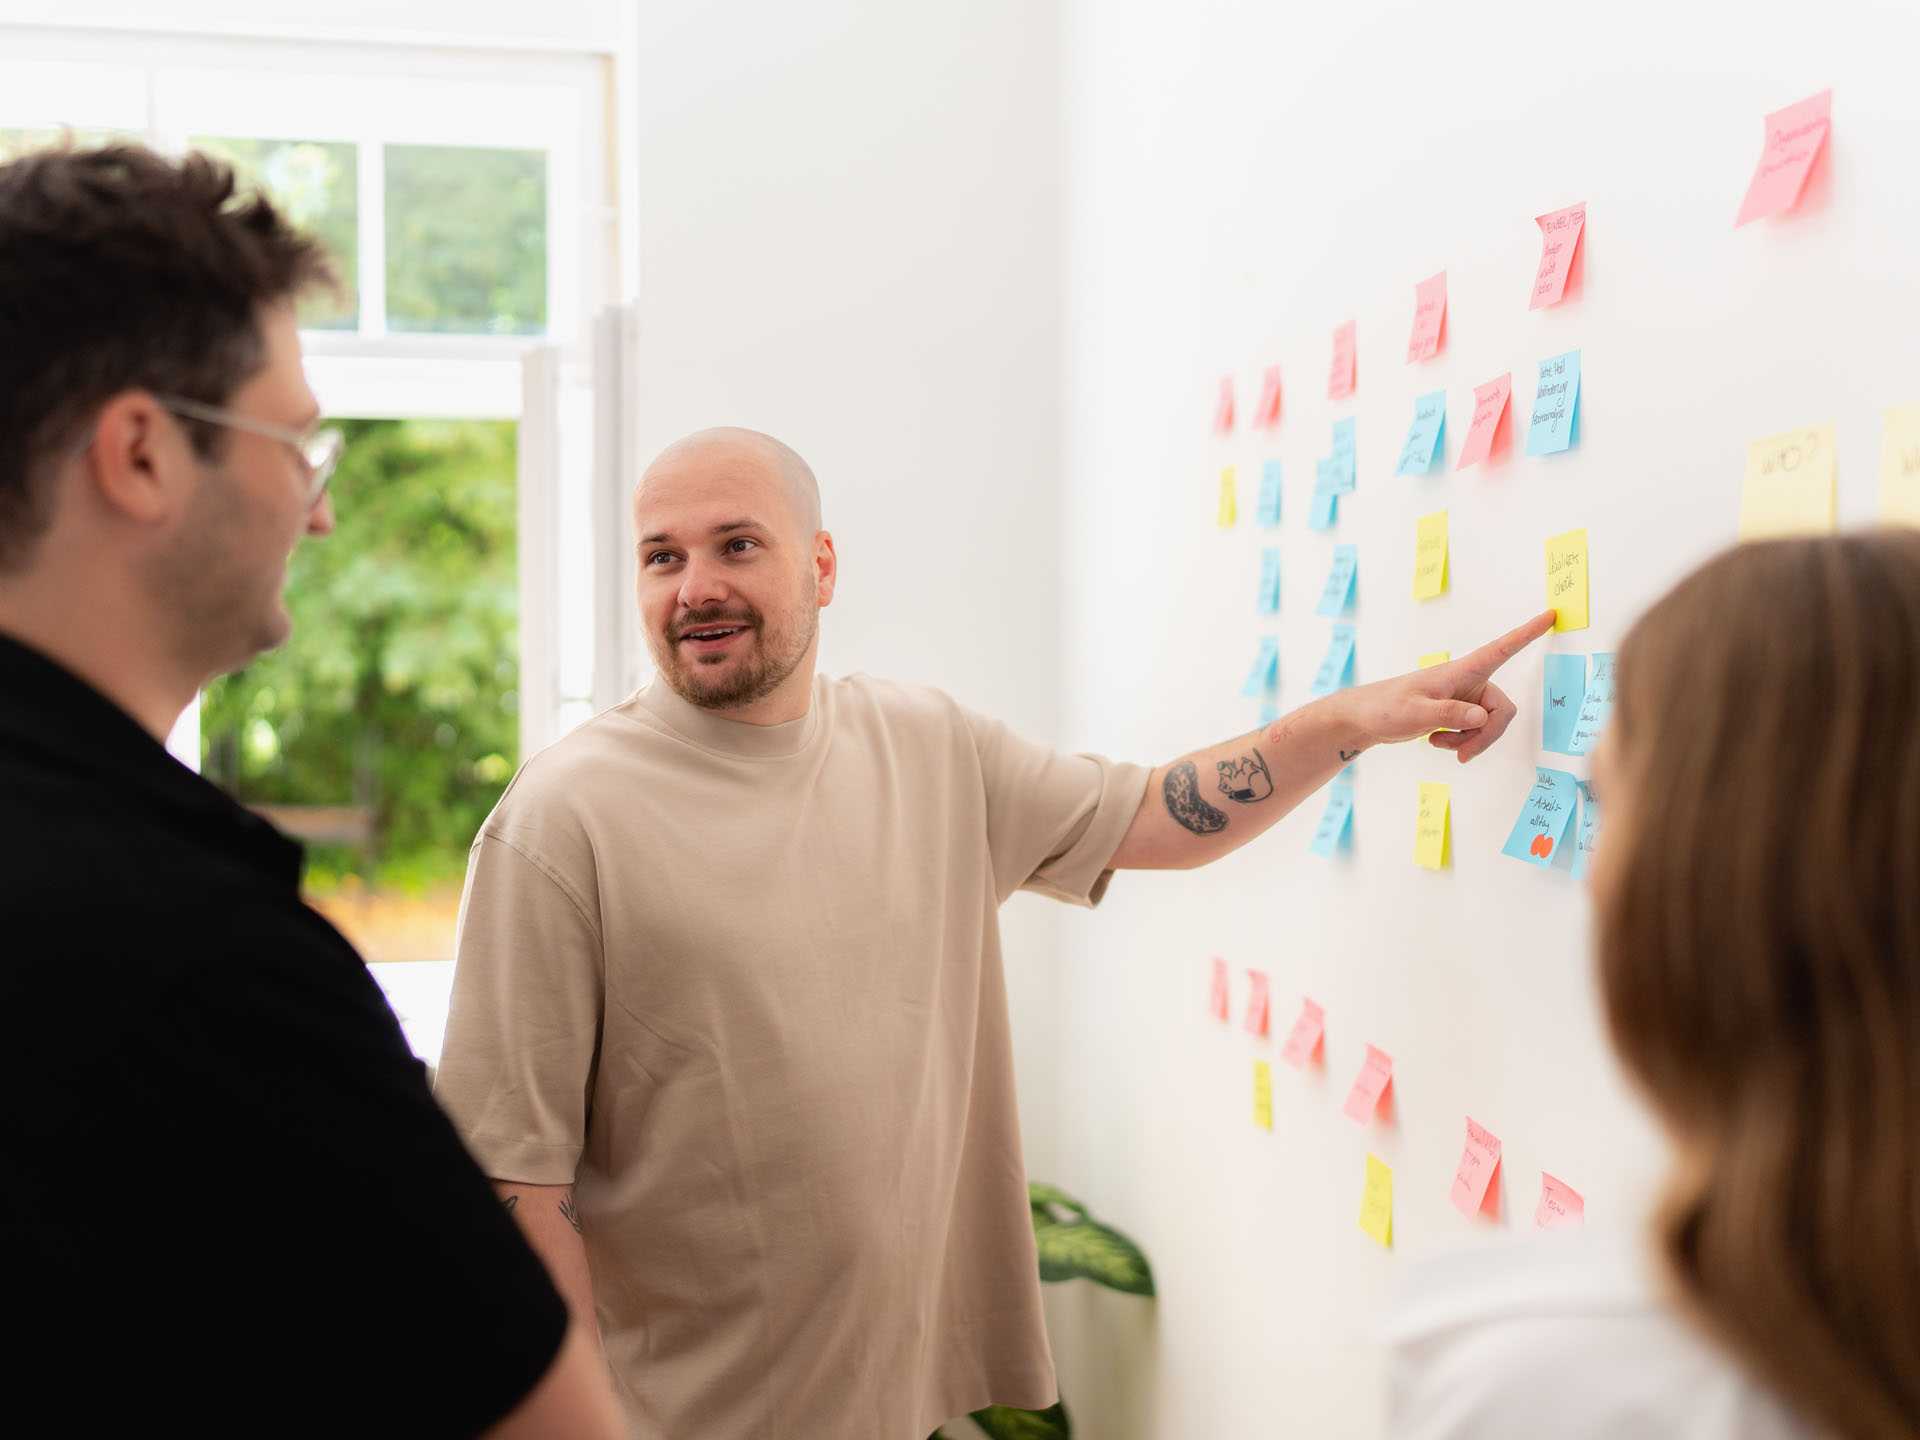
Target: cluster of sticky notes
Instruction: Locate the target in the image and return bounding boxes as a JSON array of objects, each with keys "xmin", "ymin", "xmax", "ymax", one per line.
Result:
[
  {"xmin": 1406, "ymin": 271, "xmax": 1447, "ymax": 363},
  {"xmin": 1414, "ymin": 782, "xmax": 1452, "ymax": 869},
  {"xmin": 1342, "ymin": 1043, "xmax": 1394, "ymax": 1125},
  {"xmin": 1253, "ymin": 1059, "xmax": 1274, "ymax": 1131},
  {"xmin": 1396, "ymin": 391, "xmax": 1446, "ymax": 475},
  {"xmin": 1217, "ymin": 466, "xmax": 1237, "ymax": 528},
  {"xmin": 1309, "ymin": 766, "xmax": 1355, "ymax": 858},
  {"xmin": 1255, "ymin": 365, "xmax": 1283, "ymax": 429},
  {"xmin": 1736, "ymin": 89, "xmax": 1831, "ymax": 228},
  {"xmin": 1542, "ymin": 651, "xmax": 1615, "ymax": 756},
  {"xmin": 1741, "ymin": 423, "xmax": 1837, "ymax": 539},
  {"xmin": 1530, "ymin": 202, "xmax": 1587, "ymax": 309},
  {"xmin": 1526, "ymin": 350, "xmax": 1582, "ymax": 456},
  {"xmin": 1280, "ymin": 997, "xmax": 1325, "ymax": 1068},
  {"xmin": 1328, "ymin": 319, "xmax": 1356, "ymax": 400},
  {"xmin": 1359, "ymin": 1154, "xmax": 1394, "ymax": 1249},
  {"xmin": 1241, "ymin": 635, "xmax": 1280, "ymax": 699},
  {"xmin": 1256, "ymin": 459, "xmax": 1283, "ymax": 528},
  {"xmin": 1502, "ymin": 766, "xmax": 1581, "ymax": 868},
  {"xmin": 1244, "ymin": 969, "xmax": 1271, "ymax": 1038},
  {"xmin": 1546, "ymin": 528, "xmax": 1590, "ymax": 631},
  {"xmin": 1310, "ymin": 624, "xmax": 1357, "ymax": 697},
  {"xmin": 1449, "ymin": 1117, "xmax": 1503, "ymax": 1219},
  {"xmin": 1456, "ymin": 373, "xmax": 1512, "ymax": 470},
  {"xmin": 1316, "ymin": 544, "xmax": 1358, "ymax": 616},
  {"xmin": 1258, "ymin": 548, "xmax": 1282, "ymax": 614},
  {"xmin": 1882, "ymin": 405, "xmax": 1920, "ymax": 526},
  {"xmin": 1413, "ymin": 511, "xmax": 1448, "ymax": 600}
]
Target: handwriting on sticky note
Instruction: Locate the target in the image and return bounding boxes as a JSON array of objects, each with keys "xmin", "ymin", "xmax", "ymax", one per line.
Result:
[
  {"xmin": 1309, "ymin": 784, "xmax": 1354, "ymax": 858},
  {"xmin": 1329, "ymin": 320, "xmax": 1356, "ymax": 400},
  {"xmin": 1536, "ymin": 1172, "xmax": 1586, "ymax": 1229},
  {"xmin": 1240, "ymin": 636, "xmax": 1279, "ymax": 699},
  {"xmin": 1359, "ymin": 1154, "xmax": 1393, "ymax": 1248},
  {"xmin": 1419, "ymin": 651, "xmax": 1450, "ymax": 669},
  {"xmin": 1396, "ymin": 390, "xmax": 1447, "ymax": 476},
  {"xmin": 1309, "ymin": 481, "xmax": 1338, "ymax": 532},
  {"xmin": 1415, "ymin": 782, "xmax": 1451, "ymax": 870},
  {"xmin": 1502, "ymin": 766, "xmax": 1579, "ymax": 867},
  {"xmin": 1567, "ymin": 652, "xmax": 1614, "ymax": 755},
  {"xmin": 1406, "ymin": 271, "xmax": 1446, "ymax": 363},
  {"xmin": 1735, "ymin": 89, "xmax": 1832, "ymax": 228},
  {"xmin": 1413, "ymin": 511, "xmax": 1448, "ymax": 601},
  {"xmin": 1253, "ymin": 1059, "xmax": 1274, "ymax": 1130},
  {"xmin": 1882, "ymin": 405, "xmax": 1920, "ymax": 528},
  {"xmin": 1342, "ymin": 1043, "xmax": 1393, "ymax": 1124},
  {"xmin": 1542, "ymin": 653, "xmax": 1587, "ymax": 755},
  {"xmin": 1217, "ymin": 466, "xmax": 1237, "ymax": 528},
  {"xmin": 1329, "ymin": 418, "xmax": 1357, "ymax": 493},
  {"xmin": 1742, "ymin": 423, "xmax": 1837, "ymax": 539},
  {"xmin": 1209, "ymin": 956, "xmax": 1230, "ymax": 1022},
  {"xmin": 1456, "ymin": 373, "xmax": 1512, "ymax": 470},
  {"xmin": 1280, "ymin": 997, "xmax": 1325, "ymax": 1068},
  {"xmin": 1245, "ymin": 969, "xmax": 1271, "ymax": 1038},
  {"xmin": 1213, "ymin": 375, "xmax": 1236, "ymax": 434},
  {"xmin": 1258, "ymin": 548, "xmax": 1282, "ymax": 615},
  {"xmin": 1449, "ymin": 1117, "xmax": 1503, "ymax": 1218},
  {"xmin": 1546, "ymin": 529, "xmax": 1589, "ymax": 632},
  {"xmin": 1257, "ymin": 459, "xmax": 1284, "ymax": 528},
  {"xmin": 1531, "ymin": 202, "xmax": 1587, "ymax": 309},
  {"xmin": 1310, "ymin": 624, "xmax": 1357, "ymax": 698},
  {"xmin": 1526, "ymin": 350, "xmax": 1582, "ymax": 456},
  {"xmin": 1571, "ymin": 780, "xmax": 1599, "ymax": 879},
  {"xmin": 1316, "ymin": 544, "xmax": 1359, "ymax": 617},
  {"xmin": 1255, "ymin": 365, "xmax": 1283, "ymax": 429}
]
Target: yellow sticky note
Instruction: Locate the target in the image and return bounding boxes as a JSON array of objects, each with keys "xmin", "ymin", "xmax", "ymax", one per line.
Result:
[
  {"xmin": 1881, "ymin": 406, "xmax": 1920, "ymax": 528},
  {"xmin": 1253, "ymin": 1059, "xmax": 1273, "ymax": 1131},
  {"xmin": 1418, "ymin": 650, "xmax": 1451, "ymax": 668},
  {"xmin": 1415, "ymin": 782, "xmax": 1452, "ymax": 870},
  {"xmin": 1413, "ymin": 510, "xmax": 1449, "ymax": 600},
  {"xmin": 1545, "ymin": 529, "xmax": 1590, "ymax": 632},
  {"xmin": 1359, "ymin": 1153, "xmax": 1393, "ymax": 1248},
  {"xmin": 1217, "ymin": 466, "xmax": 1238, "ymax": 528},
  {"xmin": 1741, "ymin": 424, "xmax": 1836, "ymax": 539}
]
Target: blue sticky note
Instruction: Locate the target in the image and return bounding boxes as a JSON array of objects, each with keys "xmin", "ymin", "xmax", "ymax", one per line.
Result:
[
  {"xmin": 1395, "ymin": 391, "xmax": 1447, "ymax": 476},
  {"xmin": 1309, "ymin": 479, "xmax": 1339, "ymax": 531},
  {"xmin": 1258, "ymin": 548, "xmax": 1282, "ymax": 614},
  {"xmin": 1571, "ymin": 781, "xmax": 1599, "ymax": 879},
  {"xmin": 1309, "ymin": 624, "xmax": 1357, "ymax": 698},
  {"xmin": 1567, "ymin": 652, "xmax": 1615, "ymax": 755},
  {"xmin": 1315, "ymin": 544, "xmax": 1358, "ymax": 617},
  {"xmin": 1542, "ymin": 654, "xmax": 1587, "ymax": 755},
  {"xmin": 1256, "ymin": 460, "xmax": 1283, "ymax": 528},
  {"xmin": 1501, "ymin": 766, "xmax": 1580, "ymax": 868},
  {"xmin": 1327, "ymin": 418, "xmax": 1358, "ymax": 494},
  {"xmin": 1332, "ymin": 416, "xmax": 1356, "ymax": 465},
  {"xmin": 1525, "ymin": 350, "xmax": 1582, "ymax": 456},
  {"xmin": 1241, "ymin": 636, "xmax": 1280, "ymax": 699},
  {"xmin": 1309, "ymin": 785, "xmax": 1355, "ymax": 857}
]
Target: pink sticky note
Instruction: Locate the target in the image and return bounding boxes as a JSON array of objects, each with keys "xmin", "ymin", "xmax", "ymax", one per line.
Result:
[
  {"xmin": 1255, "ymin": 364, "xmax": 1283, "ymax": 428},
  {"xmin": 1328, "ymin": 320, "xmax": 1356, "ymax": 400},
  {"xmin": 1208, "ymin": 956, "xmax": 1230, "ymax": 1022},
  {"xmin": 1244, "ymin": 970, "xmax": 1271, "ymax": 1038},
  {"xmin": 1536, "ymin": 1172, "xmax": 1586, "ymax": 1229},
  {"xmin": 1212, "ymin": 376, "xmax": 1237, "ymax": 434},
  {"xmin": 1735, "ymin": 89, "xmax": 1832, "ymax": 227},
  {"xmin": 1530, "ymin": 203, "xmax": 1586, "ymax": 309},
  {"xmin": 1455, "ymin": 372, "xmax": 1512, "ymax": 470},
  {"xmin": 1406, "ymin": 271, "xmax": 1447, "ymax": 363},
  {"xmin": 1449, "ymin": 1117, "xmax": 1503, "ymax": 1218},
  {"xmin": 1279, "ymin": 997, "xmax": 1325, "ymax": 1069},
  {"xmin": 1342, "ymin": 1043, "xmax": 1393, "ymax": 1124}
]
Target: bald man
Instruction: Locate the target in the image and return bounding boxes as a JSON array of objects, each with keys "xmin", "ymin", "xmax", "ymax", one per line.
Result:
[{"xmin": 432, "ymin": 428, "xmax": 1554, "ymax": 1438}]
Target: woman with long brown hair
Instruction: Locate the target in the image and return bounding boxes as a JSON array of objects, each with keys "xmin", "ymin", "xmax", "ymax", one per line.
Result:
[{"xmin": 1388, "ymin": 532, "xmax": 1920, "ymax": 1440}]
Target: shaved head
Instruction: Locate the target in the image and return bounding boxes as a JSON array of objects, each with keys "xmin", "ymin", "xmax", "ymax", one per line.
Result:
[{"xmin": 640, "ymin": 427, "xmax": 821, "ymax": 537}]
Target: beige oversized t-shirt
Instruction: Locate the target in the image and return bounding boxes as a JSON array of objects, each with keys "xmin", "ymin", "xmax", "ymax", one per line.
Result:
[{"xmin": 432, "ymin": 672, "xmax": 1150, "ymax": 1439}]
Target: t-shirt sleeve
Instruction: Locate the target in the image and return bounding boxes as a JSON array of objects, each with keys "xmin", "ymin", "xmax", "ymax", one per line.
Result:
[
  {"xmin": 433, "ymin": 831, "xmax": 605, "ymax": 1185},
  {"xmin": 960, "ymin": 705, "xmax": 1152, "ymax": 908}
]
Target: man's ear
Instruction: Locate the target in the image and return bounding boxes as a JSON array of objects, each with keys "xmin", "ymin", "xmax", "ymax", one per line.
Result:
[
  {"xmin": 813, "ymin": 530, "xmax": 838, "ymax": 607},
  {"xmin": 86, "ymin": 391, "xmax": 190, "ymax": 527}
]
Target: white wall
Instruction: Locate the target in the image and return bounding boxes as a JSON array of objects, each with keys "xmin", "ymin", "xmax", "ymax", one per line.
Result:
[{"xmin": 1049, "ymin": 1, "xmax": 1920, "ymax": 1436}]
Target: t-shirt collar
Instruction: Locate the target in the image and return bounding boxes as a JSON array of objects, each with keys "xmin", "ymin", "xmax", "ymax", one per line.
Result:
[{"xmin": 634, "ymin": 671, "xmax": 823, "ymax": 759}]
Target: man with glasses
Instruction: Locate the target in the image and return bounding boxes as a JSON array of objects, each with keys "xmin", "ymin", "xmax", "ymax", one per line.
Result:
[{"xmin": 0, "ymin": 143, "xmax": 623, "ymax": 1436}]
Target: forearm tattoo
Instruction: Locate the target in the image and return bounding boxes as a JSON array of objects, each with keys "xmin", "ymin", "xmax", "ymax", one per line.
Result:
[
  {"xmin": 559, "ymin": 1193, "xmax": 583, "ymax": 1235},
  {"xmin": 502, "ymin": 1195, "xmax": 519, "ymax": 1215},
  {"xmin": 1215, "ymin": 747, "xmax": 1274, "ymax": 804},
  {"xmin": 1339, "ymin": 748, "xmax": 1362, "ymax": 762},
  {"xmin": 1164, "ymin": 760, "xmax": 1228, "ymax": 835}
]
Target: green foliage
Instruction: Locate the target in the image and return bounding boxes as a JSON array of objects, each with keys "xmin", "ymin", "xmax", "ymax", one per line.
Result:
[
  {"xmin": 385, "ymin": 144, "xmax": 547, "ymax": 335},
  {"xmin": 192, "ymin": 136, "xmax": 359, "ymax": 331},
  {"xmin": 968, "ymin": 1403, "xmax": 1071, "ymax": 1440},
  {"xmin": 1030, "ymin": 1183, "xmax": 1156, "ymax": 1297},
  {"xmin": 201, "ymin": 418, "xmax": 518, "ymax": 892}
]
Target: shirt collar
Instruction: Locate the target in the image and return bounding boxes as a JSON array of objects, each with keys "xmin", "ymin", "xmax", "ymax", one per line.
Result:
[{"xmin": 632, "ymin": 671, "xmax": 824, "ymax": 760}]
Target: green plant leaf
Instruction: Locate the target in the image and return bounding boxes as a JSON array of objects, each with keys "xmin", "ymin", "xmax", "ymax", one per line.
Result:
[
  {"xmin": 969, "ymin": 1402, "xmax": 1071, "ymax": 1440},
  {"xmin": 1034, "ymin": 1219, "xmax": 1156, "ymax": 1296},
  {"xmin": 1027, "ymin": 1181, "xmax": 1090, "ymax": 1228}
]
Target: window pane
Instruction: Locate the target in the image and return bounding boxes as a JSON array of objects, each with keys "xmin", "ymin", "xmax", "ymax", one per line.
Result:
[
  {"xmin": 386, "ymin": 144, "xmax": 547, "ymax": 336},
  {"xmin": 201, "ymin": 417, "xmax": 518, "ymax": 963},
  {"xmin": 192, "ymin": 137, "xmax": 359, "ymax": 333}
]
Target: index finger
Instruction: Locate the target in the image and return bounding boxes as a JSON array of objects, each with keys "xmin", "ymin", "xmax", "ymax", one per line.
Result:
[{"xmin": 1456, "ymin": 610, "xmax": 1557, "ymax": 680}]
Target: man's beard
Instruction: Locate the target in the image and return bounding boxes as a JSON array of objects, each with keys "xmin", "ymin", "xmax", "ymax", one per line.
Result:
[{"xmin": 657, "ymin": 594, "xmax": 817, "ymax": 711}]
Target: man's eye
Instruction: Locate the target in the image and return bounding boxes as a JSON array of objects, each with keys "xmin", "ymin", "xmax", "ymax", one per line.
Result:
[
  {"xmin": 726, "ymin": 538, "xmax": 757, "ymax": 554},
  {"xmin": 646, "ymin": 552, "xmax": 678, "ymax": 566}
]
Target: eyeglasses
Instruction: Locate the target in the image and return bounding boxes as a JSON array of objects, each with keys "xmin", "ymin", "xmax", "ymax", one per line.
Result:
[{"xmin": 156, "ymin": 394, "xmax": 345, "ymax": 508}]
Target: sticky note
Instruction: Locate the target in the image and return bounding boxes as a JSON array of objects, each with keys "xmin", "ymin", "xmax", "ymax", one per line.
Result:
[
  {"xmin": 1258, "ymin": 695, "xmax": 1281, "ymax": 725},
  {"xmin": 1309, "ymin": 769, "xmax": 1355, "ymax": 857},
  {"xmin": 1882, "ymin": 405, "xmax": 1920, "ymax": 527},
  {"xmin": 1342, "ymin": 1043, "xmax": 1393, "ymax": 1125},
  {"xmin": 1217, "ymin": 466, "xmax": 1238, "ymax": 528},
  {"xmin": 1359, "ymin": 1154, "xmax": 1393, "ymax": 1249},
  {"xmin": 1536, "ymin": 1172, "xmax": 1586, "ymax": 1229},
  {"xmin": 1567, "ymin": 652, "xmax": 1615, "ymax": 755},
  {"xmin": 1413, "ymin": 511, "xmax": 1448, "ymax": 601},
  {"xmin": 1280, "ymin": 997, "xmax": 1325, "ymax": 1068},
  {"xmin": 1213, "ymin": 375, "xmax": 1236, "ymax": 433},
  {"xmin": 1316, "ymin": 544, "xmax": 1359, "ymax": 617},
  {"xmin": 1546, "ymin": 529, "xmax": 1589, "ymax": 632},
  {"xmin": 1253, "ymin": 1059, "xmax": 1274, "ymax": 1131},
  {"xmin": 1419, "ymin": 650, "xmax": 1450, "ymax": 668},
  {"xmin": 1209, "ymin": 955, "xmax": 1230, "ymax": 1022},
  {"xmin": 1542, "ymin": 653, "xmax": 1587, "ymax": 755},
  {"xmin": 1396, "ymin": 390, "xmax": 1447, "ymax": 476},
  {"xmin": 1329, "ymin": 418, "xmax": 1357, "ymax": 493},
  {"xmin": 1735, "ymin": 89, "xmax": 1832, "ymax": 228},
  {"xmin": 1406, "ymin": 270, "xmax": 1447, "ymax": 363},
  {"xmin": 1240, "ymin": 636, "xmax": 1279, "ymax": 698},
  {"xmin": 1526, "ymin": 350, "xmax": 1582, "ymax": 456},
  {"xmin": 1456, "ymin": 372, "xmax": 1512, "ymax": 471},
  {"xmin": 1742, "ymin": 423, "xmax": 1837, "ymax": 539},
  {"xmin": 1257, "ymin": 459, "xmax": 1284, "ymax": 527},
  {"xmin": 1310, "ymin": 624, "xmax": 1357, "ymax": 697},
  {"xmin": 1309, "ymin": 473, "xmax": 1339, "ymax": 531},
  {"xmin": 1255, "ymin": 365, "xmax": 1283, "ymax": 429},
  {"xmin": 1328, "ymin": 319, "xmax": 1356, "ymax": 400},
  {"xmin": 1502, "ymin": 765, "xmax": 1580, "ymax": 867},
  {"xmin": 1449, "ymin": 1117, "xmax": 1503, "ymax": 1219},
  {"xmin": 1530, "ymin": 202, "xmax": 1587, "ymax": 309},
  {"xmin": 1245, "ymin": 969, "xmax": 1271, "ymax": 1038},
  {"xmin": 1258, "ymin": 547, "xmax": 1283, "ymax": 614},
  {"xmin": 1571, "ymin": 780, "xmax": 1600, "ymax": 879},
  {"xmin": 1415, "ymin": 782, "xmax": 1451, "ymax": 869}
]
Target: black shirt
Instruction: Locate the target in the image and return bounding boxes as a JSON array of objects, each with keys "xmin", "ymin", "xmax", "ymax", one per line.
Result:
[{"xmin": 0, "ymin": 633, "xmax": 568, "ymax": 1434}]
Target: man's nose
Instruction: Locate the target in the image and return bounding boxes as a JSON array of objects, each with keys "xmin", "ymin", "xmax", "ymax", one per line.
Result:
[
  {"xmin": 307, "ymin": 492, "xmax": 337, "ymax": 538},
  {"xmin": 677, "ymin": 554, "xmax": 732, "ymax": 610}
]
